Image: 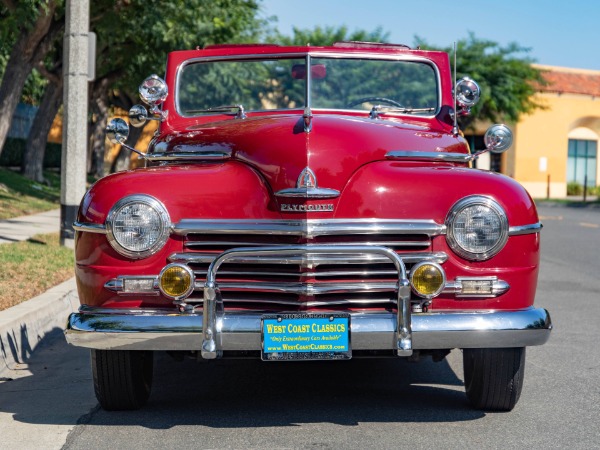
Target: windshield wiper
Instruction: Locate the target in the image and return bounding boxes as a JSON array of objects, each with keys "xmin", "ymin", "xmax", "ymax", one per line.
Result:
[
  {"xmin": 185, "ymin": 104, "xmax": 246, "ymax": 119},
  {"xmin": 369, "ymin": 105, "xmax": 435, "ymax": 119}
]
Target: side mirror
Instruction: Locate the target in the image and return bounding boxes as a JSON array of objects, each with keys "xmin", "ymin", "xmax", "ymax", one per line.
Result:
[
  {"xmin": 484, "ymin": 124, "xmax": 513, "ymax": 154},
  {"xmin": 106, "ymin": 118, "xmax": 129, "ymax": 145},
  {"xmin": 129, "ymin": 105, "xmax": 149, "ymax": 128},
  {"xmin": 105, "ymin": 118, "xmax": 147, "ymax": 160}
]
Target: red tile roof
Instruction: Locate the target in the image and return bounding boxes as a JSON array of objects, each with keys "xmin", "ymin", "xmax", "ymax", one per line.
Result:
[{"xmin": 537, "ymin": 66, "xmax": 600, "ymax": 97}]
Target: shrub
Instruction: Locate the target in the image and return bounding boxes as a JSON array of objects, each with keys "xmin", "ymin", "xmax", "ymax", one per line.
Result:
[
  {"xmin": 567, "ymin": 182, "xmax": 583, "ymax": 196},
  {"xmin": 0, "ymin": 138, "xmax": 62, "ymax": 168}
]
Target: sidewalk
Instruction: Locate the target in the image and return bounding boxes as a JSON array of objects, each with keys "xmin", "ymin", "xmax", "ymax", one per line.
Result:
[
  {"xmin": 0, "ymin": 208, "xmax": 61, "ymax": 244},
  {"xmin": 0, "ymin": 208, "xmax": 79, "ymax": 378}
]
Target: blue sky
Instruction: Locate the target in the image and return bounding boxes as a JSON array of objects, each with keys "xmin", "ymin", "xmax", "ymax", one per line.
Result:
[{"xmin": 260, "ymin": 0, "xmax": 600, "ymax": 71}]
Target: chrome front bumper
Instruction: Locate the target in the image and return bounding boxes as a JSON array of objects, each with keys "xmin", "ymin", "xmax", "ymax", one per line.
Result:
[{"xmin": 65, "ymin": 306, "xmax": 552, "ymax": 355}]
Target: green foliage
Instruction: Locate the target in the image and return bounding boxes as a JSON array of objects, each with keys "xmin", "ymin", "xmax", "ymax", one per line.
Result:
[
  {"xmin": 91, "ymin": 0, "xmax": 266, "ymax": 95},
  {"xmin": 0, "ymin": 0, "xmax": 63, "ymax": 106},
  {"xmin": 567, "ymin": 182, "xmax": 600, "ymax": 196},
  {"xmin": 273, "ymin": 25, "xmax": 390, "ymax": 47},
  {"xmin": 0, "ymin": 138, "xmax": 61, "ymax": 168},
  {"xmin": 567, "ymin": 182, "xmax": 583, "ymax": 196},
  {"xmin": 415, "ymin": 32, "xmax": 546, "ymax": 129}
]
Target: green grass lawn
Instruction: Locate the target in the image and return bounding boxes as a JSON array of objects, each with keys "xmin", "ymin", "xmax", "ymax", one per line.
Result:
[
  {"xmin": 0, "ymin": 232, "xmax": 74, "ymax": 311},
  {"xmin": 0, "ymin": 169, "xmax": 74, "ymax": 310},
  {"xmin": 0, "ymin": 167, "xmax": 61, "ymax": 219}
]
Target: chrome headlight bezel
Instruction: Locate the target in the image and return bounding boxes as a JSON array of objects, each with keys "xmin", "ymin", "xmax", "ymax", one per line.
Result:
[
  {"xmin": 105, "ymin": 195, "xmax": 171, "ymax": 259},
  {"xmin": 445, "ymin": 196, "xmax": 509, "ymax": 261}
]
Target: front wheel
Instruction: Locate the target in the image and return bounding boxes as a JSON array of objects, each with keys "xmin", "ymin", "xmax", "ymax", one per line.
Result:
[
  {"xmin": 463, "ymin": 347, "xmax": 525, "ymax": 411},
  {"xmin": 91, "ymin": 350, "xmax": 154, "ymax": 411}
]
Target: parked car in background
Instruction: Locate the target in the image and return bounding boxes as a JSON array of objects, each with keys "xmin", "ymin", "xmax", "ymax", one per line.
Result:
[{"xmin": 65, "ymin": 41, "xmax": 552, "ymax": 411}]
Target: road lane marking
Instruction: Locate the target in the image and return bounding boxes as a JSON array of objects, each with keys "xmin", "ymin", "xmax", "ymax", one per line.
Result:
[{"xmin": 579, "ymin": 222, "xmax": 599, "ymax": 228}]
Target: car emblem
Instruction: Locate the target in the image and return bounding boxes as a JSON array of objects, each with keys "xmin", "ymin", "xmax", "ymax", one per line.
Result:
[
  {"xmin": 275, "ymin": 166, "xmax": 340, "ymax": 200},
  {"xmin": 298, "ymin": 167, "xmax": 317, "ymax": 189}
]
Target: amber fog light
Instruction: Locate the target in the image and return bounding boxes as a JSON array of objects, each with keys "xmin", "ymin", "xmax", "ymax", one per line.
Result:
[
  {"xmin": 158, "ymin": 264, "xmax": 195, "ymax": 300},
  {"xmin": 410, "ymin": 262, "xmax": 445, "ymax": 299}
]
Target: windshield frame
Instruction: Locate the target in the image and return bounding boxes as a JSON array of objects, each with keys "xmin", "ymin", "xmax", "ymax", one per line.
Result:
[{"xmin": 175, "ymin": 52, "xmax": 442, "ymax": 119}]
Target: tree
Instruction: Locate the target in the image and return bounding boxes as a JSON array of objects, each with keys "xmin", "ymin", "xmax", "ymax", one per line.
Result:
[
  {"xmin": 415, "ymin": 33, "xmax": 546, "ymax": 130},
  {"xmin": 87, "ymin": 0, "xmax": 266, "ymax": 176},
  {"xmin": 274, "ymin": 25, "xmax": 390, "ymax": 47},
  {"xmin": 1, "ymin": 0, "xmax": 267, "ymax": 178},
  {"xmin": 21, "ymin": 42, "xmax": 63, "ymax": 182},
  {"xmin": 0, "ymin": 0, "xmax": 64, "ymax": 159}
]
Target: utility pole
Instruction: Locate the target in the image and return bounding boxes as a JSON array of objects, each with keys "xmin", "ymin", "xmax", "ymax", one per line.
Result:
[{"xmin": 60, "ymin": 0, "xmax": 90, "ymax": 248}]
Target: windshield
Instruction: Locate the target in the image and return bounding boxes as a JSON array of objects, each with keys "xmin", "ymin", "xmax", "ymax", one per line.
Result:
[{"xmin": 177, "ymin": 56, "xmax": 439, "ymax": 116}]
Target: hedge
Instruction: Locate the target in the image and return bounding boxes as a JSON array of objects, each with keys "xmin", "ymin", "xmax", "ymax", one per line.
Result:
[{"xmin": 0, "ymin": 137, "xmax": 62, "ymax": 168}]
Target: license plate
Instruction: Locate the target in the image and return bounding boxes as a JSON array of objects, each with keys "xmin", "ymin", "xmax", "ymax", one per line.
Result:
[{"xmin": 261, "ymin": 313, "xmax": 351, "ymax": 361}]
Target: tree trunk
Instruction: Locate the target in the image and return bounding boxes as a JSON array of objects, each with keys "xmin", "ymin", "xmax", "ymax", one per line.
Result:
[
  {"xmin": 22, "ymin": 76, "xmax": 64, "ymax": 182},
  {"xmin": 89, "ymin": 85, "xmax": 110, "ymax": 178},
  {"xmin": 111, "ymin": 123, "xmax": 146, "ymax": 173},
  {"xmin": 0, "ymin": 2, "xmax": 62, "ymax": 157},
  {"xmin": 90, "ymin": 95, "xmax": 108, "ymax": 178}
]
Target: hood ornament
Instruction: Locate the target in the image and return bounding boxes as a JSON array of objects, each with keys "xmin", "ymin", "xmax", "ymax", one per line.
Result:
[
  {"xmin": 276, "ymin": 167, "xmax": 340, "ymax": 199},
  {"xmin": 303, "ymin": 107, "xmax": 313, "ymax": 133}
]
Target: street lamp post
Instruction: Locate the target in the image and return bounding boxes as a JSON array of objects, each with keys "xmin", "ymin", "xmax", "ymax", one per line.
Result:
[{"xmin": 60, "ymin": 0, "xmax": 90, "ymax": 248}]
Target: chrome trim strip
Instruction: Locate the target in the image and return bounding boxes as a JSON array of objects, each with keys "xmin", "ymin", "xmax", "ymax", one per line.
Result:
[
  {"xmin": 65, "ymin": 307, "xmax": 552, "ymax": 351},
  {"xmin": 73, "ymin": 221, "xmax": 107, "ymax": 234},
  {"xmin": 145, "ymin": 151, "xmax": 231, "ymax": 161},
  {"xmin": 508, "ymin": 222, "xmax": 543, "ymax": 236},
  {"xmin": 185, "ymin": 240, "xmax": 430, "ymax": 250},
  {"xmin": 184, "ymin": 297, "xmax": 397, "ymax": 307},
  {"xmin": 385, "ymin": 150, "xmax": 471, "ymax": 163},
  {"xmin": 169, "ymin": 251, "xmax": 448, "ymax": 265},
  {"xmin": 172, "ymin": 219, "xmax": 446, "ymax": 238},
  {"xmin": 195, "ymin": 281, "xmax": 397, "ymax": 295},
  {"xmin": 104, "ymin": 279, "xmax": 123, "ymax": 292},
  {"xmin": 184, "ymin": 240, "xmax": 430, "ymax": 248},
  {"xmin": 275, "ymin": 187, "xmax": 340, "ymax": 199}
]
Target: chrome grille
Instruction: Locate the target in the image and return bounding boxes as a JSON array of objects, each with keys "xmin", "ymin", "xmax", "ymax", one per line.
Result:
[{"xmin": 170, "ymin": 219, "xmax": 447, "ymax": 310}]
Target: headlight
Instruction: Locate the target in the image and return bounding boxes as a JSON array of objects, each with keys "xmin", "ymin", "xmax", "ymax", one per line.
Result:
[
  {"xmin": 106, "ymin": 195, "xmax": 170, "ymax": 259},
  {"xmin": 445, "ymin": 196, "xmax": 508, "ymax": 261}
]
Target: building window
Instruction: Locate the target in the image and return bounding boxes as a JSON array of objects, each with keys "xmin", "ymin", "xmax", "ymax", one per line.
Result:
[{"xmin": 567, "ymin": 139, "xmax": 597, "ymax": 187}]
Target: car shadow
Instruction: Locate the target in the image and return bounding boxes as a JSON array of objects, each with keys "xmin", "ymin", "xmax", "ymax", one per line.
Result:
[
  {"xmin": 0, "ymin": 332, "xmax": 485, "ymax": 430},
  {"xmin": 84, "ymin": 350, "xmax": 483, "ymax": 429}
]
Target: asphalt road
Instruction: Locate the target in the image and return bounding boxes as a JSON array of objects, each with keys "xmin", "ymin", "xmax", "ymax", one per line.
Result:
[{"xmin": 1, "ymin": 203, "xmax": 599, "ymax": 449}]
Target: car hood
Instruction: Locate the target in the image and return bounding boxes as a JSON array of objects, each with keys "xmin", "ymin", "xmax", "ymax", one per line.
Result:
[{"xmin": 152, "ymin": 114, "xmax": 468, "ymax": 195}]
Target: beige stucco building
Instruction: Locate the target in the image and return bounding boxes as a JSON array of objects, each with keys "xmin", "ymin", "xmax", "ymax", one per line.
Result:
[{"xmin": 474, "ymin": 65, "xmax": 600, "ymax": 199}]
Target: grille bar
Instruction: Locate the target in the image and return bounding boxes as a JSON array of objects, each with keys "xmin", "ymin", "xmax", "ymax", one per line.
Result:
[
  {"xmin": 169, "ymin": 251, "xmax": 447, "ymax": 266},
  {"xmin": 184, "ymin": 239, "xmax": 431, "ymax": 248},
  {"xmin": 192, "ymin": 280, "xmax": 398, "ymax": 295},
  {"xmin": 173, "ymin": 218, "xmax": 446, "ymax": 238},
  {"xmin": 181, "ymin": 297, "xmax": 396, "ymax": 307}
]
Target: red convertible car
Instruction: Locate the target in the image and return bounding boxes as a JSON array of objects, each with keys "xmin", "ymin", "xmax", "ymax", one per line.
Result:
[{"xmin": 65, "ymin": 42, "xmax": 551, "ymax": 411}]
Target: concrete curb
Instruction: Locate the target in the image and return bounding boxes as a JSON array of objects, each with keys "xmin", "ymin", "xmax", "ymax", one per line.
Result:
[{"xmin": 0, "ymin": 277, "xmax": 78, "ymax": 378}]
